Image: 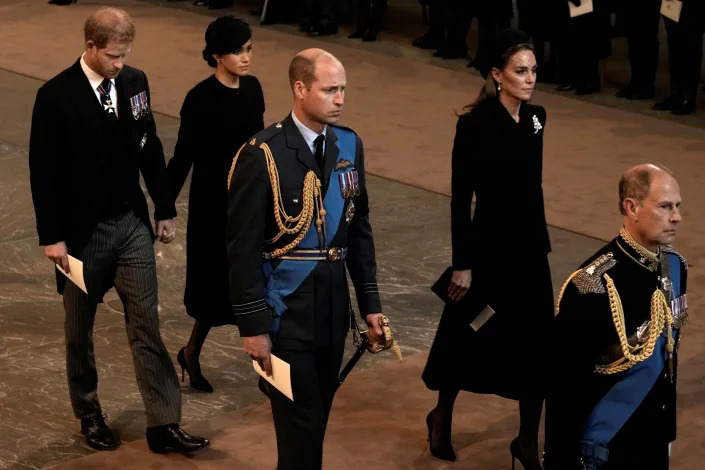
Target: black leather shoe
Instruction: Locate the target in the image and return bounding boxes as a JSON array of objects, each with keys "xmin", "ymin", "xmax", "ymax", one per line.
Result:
[
  {"xmin": 48, "ymin": 0, "xmax": 75, "ymax": 4},
  {"xmin": 309, "ymin": 23, "xmax": 338, "ymax": 36},
  {"xmin": 653, "ymin": 95, "xmax": 679, "ymax": 111},
  {"xmin": 671, "ymin": 99, "xmax": 696, "ymax": 115},
  {"xmin": 81, "ymin": 415, "xmax": 117, "ymax": 451},
  {"xmin": 616, "ymin": 85, "xmax": 655, "ymax": 100},
  {"xmin": 556, "ymin": 83, "xmax": 575, "ymax": 92},
  {"xmin": 412, "ymin": 33, "xmax": 437, "ymax": 50},
  {"xmin": 147, "ymin": 424, "xmax": 209, "ymax": 454}
]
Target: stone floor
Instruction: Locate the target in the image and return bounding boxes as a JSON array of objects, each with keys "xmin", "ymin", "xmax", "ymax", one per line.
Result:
[{"xmin": 0, "ymin": 0, "xmax": 704, "ymax": 469}]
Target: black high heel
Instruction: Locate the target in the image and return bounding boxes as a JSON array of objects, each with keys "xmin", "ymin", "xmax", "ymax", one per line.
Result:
[
  {"xmin": 177, "ymin": 347, "xmax": 213, "ymax": 393},
  {"xmin": 510, "ymin": 437, "xmax": 542, "ymax": 470},
  {"xmin": 426, "ymin": 410, "xmax": 456, "ymax": 462}
]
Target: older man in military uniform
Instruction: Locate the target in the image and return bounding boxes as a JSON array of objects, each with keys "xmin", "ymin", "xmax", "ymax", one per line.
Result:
[
  {"xmin": 545, "ymin": 164, "xmax": 687, "ymax": 470},
  {"xmin": 226, "ymin": 48, "xmax": 384, "ymax": 470}
]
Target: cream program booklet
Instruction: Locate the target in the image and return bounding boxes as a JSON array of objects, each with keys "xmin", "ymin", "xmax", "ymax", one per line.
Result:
[
  {"xmin": 56, "ymin": 255, "xmax": 87, "ymax": 295},
  {"xmin": 568, "ymin": 0, "xmax": 593, "ymax": 18},
  {"xmin": 254, "ymin": 354, "xmax": 293, "ymax": 401},
  {"xmin": 661, "ymin": 0, "xmax": 683, "ymax": 23}
]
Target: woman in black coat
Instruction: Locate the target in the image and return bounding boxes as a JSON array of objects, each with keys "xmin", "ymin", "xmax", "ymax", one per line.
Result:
[
  {"xmin": 167, "ymin": 16, "xmax": 264, "ymax": 392},
  {"xmin": 422, "ymin": 30, "xmax": 553, "ymax": 470}
]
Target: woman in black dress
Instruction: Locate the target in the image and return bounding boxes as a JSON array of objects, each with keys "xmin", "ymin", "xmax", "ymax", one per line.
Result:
[
  {"xmin": 167, "ymin": 16, "xmax": 264, "ymax": 392},
  {"xmin": 422, "ymin": 29, "xmax": 553, "ymax": 470}
]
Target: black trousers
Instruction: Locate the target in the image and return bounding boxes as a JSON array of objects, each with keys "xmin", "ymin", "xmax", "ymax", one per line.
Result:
[
  {"xmin": 665, "ymin": 17, "xmax": 704, "ymax": 100},
  {"xmin": 266, "ymin": 340, "xmax": 345, "ymax": 470},
  {"xmin": 302, "ymin": 0, "xmax": 337, "ymax": 26},
  {"xmin": 63, "ymin": 211, "xmax": 181, "ymax": 427},
  {"xmin": 624, "ymin": 0, "xmax": 661, "ymax": 89},
  {"xmin": 352, "ymin": 0, "xmax": 387, "ymax": 32}
]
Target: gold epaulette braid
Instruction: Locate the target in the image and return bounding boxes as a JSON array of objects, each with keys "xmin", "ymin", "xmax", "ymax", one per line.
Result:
[
  {"xmin": 595, "ymin": 274, "xmax": 674, "ymax": 375},
  {"xmin": 227, "ymin": 141, "xmax": 326, "ymax": 260},
  {"xmin": 555, "ymin": 270, "xmax": 581, "ymax": 316}
]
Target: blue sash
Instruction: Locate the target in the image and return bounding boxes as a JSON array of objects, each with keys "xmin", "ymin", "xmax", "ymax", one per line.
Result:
[
  {"xmin": 581, "ymin": 253, "xmax": 682, "ymax": 469},
  {"xmin": 262, "ymin": 127, "xmax": 357, "ymax": 334}
]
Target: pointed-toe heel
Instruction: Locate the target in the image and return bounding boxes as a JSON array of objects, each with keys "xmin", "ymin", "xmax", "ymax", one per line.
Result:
[
  {"xmin": 426, "ymin": 410, "xmax": 456, "ymax": 462},
  {"xmin": 177, "ymin": 347, "xmax": 214, "ymax": 393}
]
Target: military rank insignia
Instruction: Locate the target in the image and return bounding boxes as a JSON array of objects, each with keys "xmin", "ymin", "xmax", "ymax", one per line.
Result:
[
  {"xmin": 129, "ymin": 91, "xmax": 150, "ymax": 120},
  {"xmin": 338, "ymin": 170, "xmax": 361, "ymax": 199}
]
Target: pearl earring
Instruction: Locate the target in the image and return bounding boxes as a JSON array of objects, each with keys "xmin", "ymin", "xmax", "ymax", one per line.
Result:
[{"xmin": 498, "ymin": 83, "xmax": 502, "ymax": 92}]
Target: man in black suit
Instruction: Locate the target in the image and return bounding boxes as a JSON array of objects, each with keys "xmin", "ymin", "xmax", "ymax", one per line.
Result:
[
  {"xmin": 616, "ymin": 0, "xmax": 661, "ymax": 100},
  {"xmin": 226, "ymin": 48, "xmax": 384, "ymax": 470},
  {"xmin": 28, "ymin": 7, "xmax": 208, "ymax": 454}
]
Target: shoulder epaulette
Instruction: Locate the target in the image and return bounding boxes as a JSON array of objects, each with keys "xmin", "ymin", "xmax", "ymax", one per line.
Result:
[
  {"xmin": 662, "ymin": 245, "xmax": 688, "ymax": 271},
  {"xmin": 572, "ymin": 253, "xmax": 618, "ymax": 295},
  {"xmin": 247, "ymin": 122, "xmax": 285, "ymax": 148}
]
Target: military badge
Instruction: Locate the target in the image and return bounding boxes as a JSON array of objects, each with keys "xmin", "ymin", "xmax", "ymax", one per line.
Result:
[
  {"xmin": 335, "ymin": 159, "xmax": 354, "ymax": 171},
  {"xmin": 129, "ymin": 91, "xmax": 150, "ymax": 120},
  {"xmin": 338, "ymin": 170, "xmax": 361, "ymax": 199},
  {"xmin": 345, "ymin": 199, "xmax": 356, "ymax": 223}
]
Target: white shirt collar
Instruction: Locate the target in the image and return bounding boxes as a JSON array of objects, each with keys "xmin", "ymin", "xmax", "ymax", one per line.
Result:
[
  {"xmin": 291, "ymin": 110, "xmax": 326, "ymax": 155},
  {"xmin": 80, "ymin": 53, "xmax": 114, "ymax": 90}
]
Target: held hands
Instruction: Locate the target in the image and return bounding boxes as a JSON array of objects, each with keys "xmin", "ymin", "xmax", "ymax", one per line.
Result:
[
  {"xmin": 154, "ymin": 219, "xmax": 175, "ymax": 244},
  {"xmin": 45, "ymin": 241, "xmax": 69, "ymax": 273},
  {"xmin": 244, "ymin": 334, "xmax": 273, "ymax": 377},
  {"xmin": 448, "ymin": 269, "xmax": 472, "ymax": 302},
  {"xmin": 365, "ymin": 313, "xmax": 384, "ymax": 342}
]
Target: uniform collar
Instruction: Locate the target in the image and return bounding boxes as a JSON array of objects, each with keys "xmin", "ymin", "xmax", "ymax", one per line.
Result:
[
  {"xmin": 617, "ymin": 226, "xmax": 660, "ymax": 272},
  {"xmin": 291, "ymin": 110, "xmax": 327, "ymax": 155}
]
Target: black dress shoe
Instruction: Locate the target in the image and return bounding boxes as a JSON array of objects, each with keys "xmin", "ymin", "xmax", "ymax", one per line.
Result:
[
  {"xmin": 362, "ymin": 29, "xmax": 380, "ymax": 42},
  {"xmin": 48, "ymin": 0, "xmax": 75, "ymax": 4},
  {"xmin": 309, "ymin": 23, "xmax": 338, "ymax": 36},
  {"xmin": 412, "ymin": 33, "xmax": 437, "ymax": 50},
  {"xmin": 616, "ymin": 85, "xmax": 655, "ymax": 100},
  {"xmin": 556, "ymin": 83, "xmax": 575, "ymax": 92},
  {"xmin": 671, "ymin": 99, "xmax": 696, "ymax": 115},
  {"xmin": 81, "ymin": 415, "xmax": 117, "ymax": 451},
  {"xmin": 653, "ymin": 95, "xmax": 679, "ymax": 111},
  {"xmin": 146, "ymin": 424, "xmax": 209, "ymax": 454},
  {"xmin": 348, "ymin": 28, "xmax": 366, "ymax": 39}
]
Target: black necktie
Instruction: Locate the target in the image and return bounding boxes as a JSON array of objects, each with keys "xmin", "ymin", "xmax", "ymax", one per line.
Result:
[
  {"xmin": 313, "ymin": 134, "xmax": 325, "ymax": 172},
  {"xmin": 97, "ymin": 78, "xmax": 117, "ymax": 120}
]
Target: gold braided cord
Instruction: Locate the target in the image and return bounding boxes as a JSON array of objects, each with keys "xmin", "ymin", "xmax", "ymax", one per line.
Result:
[
  {"xmin": 227, "ymin": 141, "xmax": 325, "ymax": 260},
  {"xmin": 226, "ymin": 143, "xmax": 248, "ymax": 191},
  {"xmin": 259, "ymin": 142, "xmax": 325, "ymax": 260},
  {"xmin": 596, "ymin": 273, "xmax": 674, "ymax": 375},
  {"xmin": 619, "ymin": 226, "xmax": 659, "ymax": 265},
  {"xmin": 555, "ymin": 270, "xmax": 581, "ymax": 316}
]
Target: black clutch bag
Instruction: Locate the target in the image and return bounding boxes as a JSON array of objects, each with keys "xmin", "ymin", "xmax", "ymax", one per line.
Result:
[
  {"xmin": 431, "ymin": 267, "xmax": 495, "ymax": 330},
  {"xmin": 431, "ymin": 266, "xmax": 454, "ymax": 304}
]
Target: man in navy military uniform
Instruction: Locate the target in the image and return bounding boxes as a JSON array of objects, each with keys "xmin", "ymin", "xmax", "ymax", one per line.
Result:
[
  {"xmin": 545, "ymin": 164, "xmax": 687, "ymax": 470},
  {"xmin": 226, "ymin": 48, "xmax": 384, "ymax": 470}
]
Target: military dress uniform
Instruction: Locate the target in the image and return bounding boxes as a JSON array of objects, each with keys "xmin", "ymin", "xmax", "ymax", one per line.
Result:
[
  {"xmin": 226, "ymin": 113, "xmax": 381, "ymax": 470},
  {"xmin": 545, "ymin": 228, "xmax": 688, "ymax": 470}
]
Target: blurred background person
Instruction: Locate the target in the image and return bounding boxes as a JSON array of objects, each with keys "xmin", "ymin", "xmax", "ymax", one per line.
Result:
[
  {"xmin": 167, "ymin": 16, "xmax": 265, "ymax": 393},
  {"xmin": 653, "ymin": 0, "xmax": 705, "ymax": 115}
]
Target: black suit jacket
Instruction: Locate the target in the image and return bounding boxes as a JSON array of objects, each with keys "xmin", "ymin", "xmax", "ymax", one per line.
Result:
[
  {"xmin": 29, "ymin": 59, "xmax": 175, "ymax": 293},
  {"xmin": 226, "ymin": 114, "xmax": 381, "ymax": 349}
]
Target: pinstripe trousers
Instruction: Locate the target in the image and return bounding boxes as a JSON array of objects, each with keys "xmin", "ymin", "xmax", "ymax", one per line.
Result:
[{"xmin": 62, "ymin": 210, "xmax": 181, "ymax": 427}]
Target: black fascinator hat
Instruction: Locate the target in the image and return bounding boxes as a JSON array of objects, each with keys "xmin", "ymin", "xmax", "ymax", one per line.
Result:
[{"xmin": 480, "ymin": 28, "xmax": 532, "ymax": 79}]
